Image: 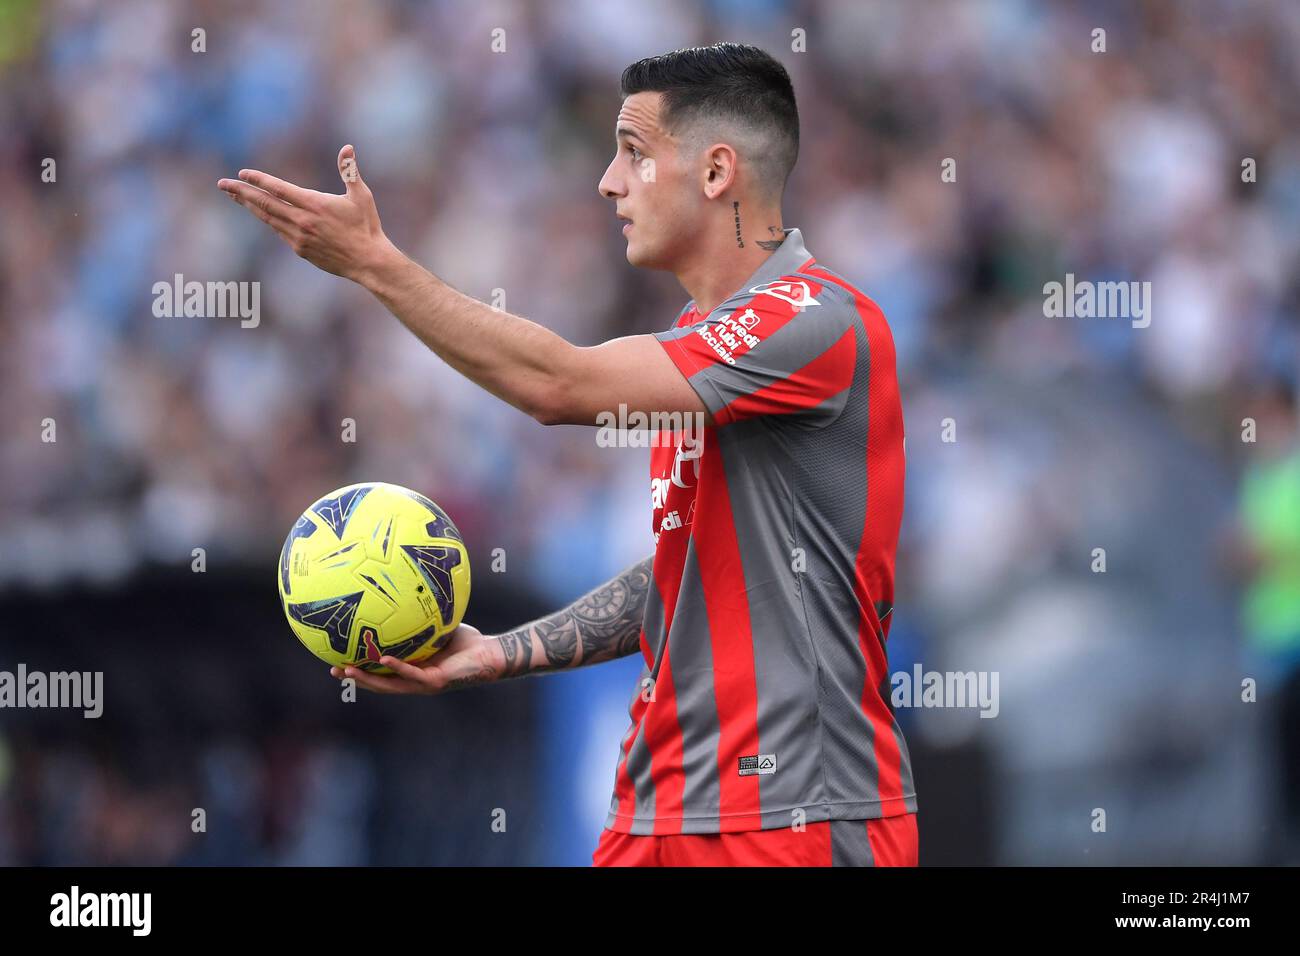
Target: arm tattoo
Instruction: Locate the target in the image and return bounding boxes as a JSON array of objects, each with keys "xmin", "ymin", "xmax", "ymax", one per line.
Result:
[
  {"xmin": 445, "ymin": 659, "xmax": 499, "ymax": 690},
  {"xmin": 493, "ymin": 555, "xmax": 653, "ymax": 678},
  {"xmin": 496, "ymin": 628, "xmax": 534, "ymax": 679},
  {"xmin": 535, "ymin": 616, "xmax": 580, "ymax": 669},
  {"xmin": 756, "ymin": 225, "xmax": 788, "ymax": 251}
]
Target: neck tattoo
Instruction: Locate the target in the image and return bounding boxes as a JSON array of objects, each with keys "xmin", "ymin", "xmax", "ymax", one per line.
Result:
[
  {"xmin": 757, "ymin": 225, "xmax": 787, "ymax": 251},
  {"xmin": 732, "ymin": 201, "xmax": 745, "ymax": 248}
]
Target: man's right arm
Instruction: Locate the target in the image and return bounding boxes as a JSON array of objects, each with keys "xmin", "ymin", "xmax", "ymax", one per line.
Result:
[
  {"xmin": 333, "ymin": 554, "xmax": 654, "ymax": 695},
  {"xmin": 220, "ymin": 153, "xmax": 707, "ymax": 429},
  {"xmin": 491, "ymin": 554, "xmax": 653, "ymax": 679}
]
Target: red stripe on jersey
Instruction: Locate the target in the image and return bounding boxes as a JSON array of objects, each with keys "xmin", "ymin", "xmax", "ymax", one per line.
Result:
[
  {"xmin": 694, "ymin": 433, "xmax": 763, "ymax": 831},
  {"xmin": 714, "ymin": 324, "xmax": 857, "ymax": 425},
  {"xmin": 806, "ymin": 266, "xmax": 910, "ymax": 815},
  {"xmin": 641, "ymin": 638, "xmax": 685, "ymax": 834},
  {"xmin": 612, "ymin": 440, "xmax": 695, "ymax": 830},
  {"xmin": 611, "ymin": 662, "xmax": 650, "ymax": 820},
  {"xmin": 641, "ymin": 508, "xmax": 693, "ymax": 832},
  {"xmin": 659, "ymin": 327, "xmax": 721, "ymax": 380}
]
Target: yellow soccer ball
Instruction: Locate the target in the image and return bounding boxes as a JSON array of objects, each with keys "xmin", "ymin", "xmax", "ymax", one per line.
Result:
[{"xmin": 277, "ymin": 482, "xmax": 471, "ymax": 672}]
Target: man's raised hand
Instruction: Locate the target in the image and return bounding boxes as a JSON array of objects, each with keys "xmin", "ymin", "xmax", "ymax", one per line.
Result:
[{"xmin": 217, "ymin": 144, "xmax": 397, "ymax": 281}]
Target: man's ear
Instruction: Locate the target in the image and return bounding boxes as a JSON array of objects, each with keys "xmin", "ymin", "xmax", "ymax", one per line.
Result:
[{"xmin": 702, "ymin": 143, "xmax": 738, "ymax": 200}]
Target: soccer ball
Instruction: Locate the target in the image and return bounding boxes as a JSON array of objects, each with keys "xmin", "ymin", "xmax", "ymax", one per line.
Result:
[{"xmin": 277, "ymin": 482, "xmax": 471, "ymax": 672}]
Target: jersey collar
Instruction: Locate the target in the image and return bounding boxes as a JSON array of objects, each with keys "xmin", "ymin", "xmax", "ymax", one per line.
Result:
[{"xmin": 685, "ymin": 227, "xmax": 814, "ymax": 322}]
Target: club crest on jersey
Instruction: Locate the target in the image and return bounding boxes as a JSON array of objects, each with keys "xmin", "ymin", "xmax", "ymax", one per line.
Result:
[{"xmin": 749, "ymin": 279, "xmax": 820, "ymax": 308}]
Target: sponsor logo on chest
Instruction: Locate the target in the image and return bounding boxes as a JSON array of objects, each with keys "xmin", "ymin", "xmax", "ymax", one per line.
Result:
[{"xmin": 692, "ymin": 308, "xmax": 763, "ymax": 366}]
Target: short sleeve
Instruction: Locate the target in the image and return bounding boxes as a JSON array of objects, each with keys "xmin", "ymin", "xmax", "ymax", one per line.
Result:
[{"xmin": 653, "ymin": 277, "xmax": 859, "ymax": 428}]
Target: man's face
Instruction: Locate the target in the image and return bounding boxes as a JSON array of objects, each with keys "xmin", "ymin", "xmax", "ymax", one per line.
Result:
[{"xmin": 598, "ymin": 92, "xmax": 698, "ymax": 269}]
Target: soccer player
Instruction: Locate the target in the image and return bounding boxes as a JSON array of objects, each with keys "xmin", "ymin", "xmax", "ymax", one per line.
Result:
[{"xmin": 219, "ymin": 42, "xmax": 916, "ymax": 867}]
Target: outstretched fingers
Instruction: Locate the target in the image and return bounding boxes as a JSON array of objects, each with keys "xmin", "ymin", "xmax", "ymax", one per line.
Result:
[
  {"xmin": 218, "ymin": 178, "xmax": 302, "ymax": 231},
  {"xmin": 236, "ymin": 169, "xmax": 323, "ymax": 209}
]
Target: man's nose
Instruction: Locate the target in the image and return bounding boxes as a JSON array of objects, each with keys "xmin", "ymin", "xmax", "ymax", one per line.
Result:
[{"xmin": 598, "ymin": 161, "xmax": 624, "ymax": 200}]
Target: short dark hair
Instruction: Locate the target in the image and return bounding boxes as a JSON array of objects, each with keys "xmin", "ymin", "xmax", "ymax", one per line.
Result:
[{"xmin": 620, "ymin": 43, "xmax": 799, "ymax": 198}]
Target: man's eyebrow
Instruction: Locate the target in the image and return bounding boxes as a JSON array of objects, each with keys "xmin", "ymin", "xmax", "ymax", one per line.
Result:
[{"xmin": 616, "ymin": 126, "xmax": 647, "ymax": 143}]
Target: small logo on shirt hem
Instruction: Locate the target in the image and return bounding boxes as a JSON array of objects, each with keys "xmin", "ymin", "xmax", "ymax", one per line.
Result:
[{"xmin": 738, "ymin": 753, "xmax": 777, "ymax": 776}]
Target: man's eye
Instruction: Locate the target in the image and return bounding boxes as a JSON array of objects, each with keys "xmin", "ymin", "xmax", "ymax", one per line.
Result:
[{"xmin": 625, "ymin": 144, "xmax": 643, "ymax": 161}]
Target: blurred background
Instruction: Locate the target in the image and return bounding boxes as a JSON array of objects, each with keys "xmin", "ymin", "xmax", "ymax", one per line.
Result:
[{"xmin": 2, "ymin": 0, "xmax": 1298, "ymax": 865}]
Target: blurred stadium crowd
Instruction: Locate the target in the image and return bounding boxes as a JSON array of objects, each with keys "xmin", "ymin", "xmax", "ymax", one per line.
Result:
[{"xmin": 2, "ymin": 0, "xmax": 1299, "ymax": 864}]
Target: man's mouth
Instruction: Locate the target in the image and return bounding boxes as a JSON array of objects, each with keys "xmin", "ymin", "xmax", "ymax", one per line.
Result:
[{"xmin": 617, "ymin": 213, "xmax": 632, "ymax": 235}]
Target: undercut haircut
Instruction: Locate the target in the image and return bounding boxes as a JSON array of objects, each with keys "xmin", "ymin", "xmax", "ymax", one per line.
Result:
[{"xmin": 620, "ymin": 43, "xmax": 800, "ymax": 199}]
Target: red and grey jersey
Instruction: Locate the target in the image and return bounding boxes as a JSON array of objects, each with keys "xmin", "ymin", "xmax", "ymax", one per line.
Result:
[{"xmin": 605, "ymin": 228, "xmax": 915, "ymax": 835}]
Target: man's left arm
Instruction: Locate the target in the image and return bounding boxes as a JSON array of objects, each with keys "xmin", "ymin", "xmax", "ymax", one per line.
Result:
[{"xmin": 218, "ymin": 146, "xmax": 708, "ymax": 428}]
